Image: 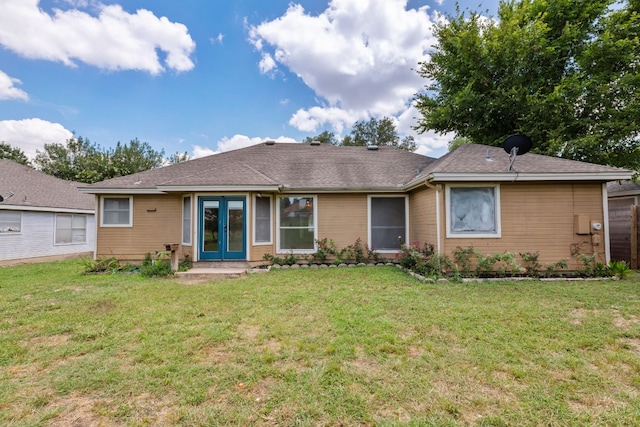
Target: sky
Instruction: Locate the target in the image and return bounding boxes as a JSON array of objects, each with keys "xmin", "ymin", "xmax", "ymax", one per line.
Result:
[{"xmin": 0, "ymin": 0, "xmax": 499, "ymax": 162}]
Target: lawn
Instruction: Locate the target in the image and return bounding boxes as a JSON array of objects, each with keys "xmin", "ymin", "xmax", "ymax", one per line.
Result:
[{"xmin": 1, "ymin": 261, "xmax": 640, "ymax": 426}]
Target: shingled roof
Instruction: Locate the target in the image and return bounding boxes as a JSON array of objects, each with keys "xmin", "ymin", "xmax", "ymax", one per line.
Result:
[
  {"xmin": 0, "ymin": 159, "xmax": 94, "ymax": 211},
  {"xmin": 408, "ymin": 144, "xmax": 632, "ymax": 185},
  {"xmin": 81, "ymin": 142, "xmax": 437, "ymax": 193},
  {"xmin": 79, "ymin": 142, "xmax": 633, "ymax": 194}
]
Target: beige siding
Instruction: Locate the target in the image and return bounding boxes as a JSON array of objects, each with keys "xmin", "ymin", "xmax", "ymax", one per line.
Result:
[
  {"xmin": 97, "ymin": 194, "xmax": 183, "ymax": 261},
  {"xmin": 409, "ymin": 186, "xmax": 437, "ymax": 246},
  {"xmin": 317, "ymin": 194, "xmax": 368, "ymax": 247},
  {"xmin": 441, "ymin": 183, "xmax": 606, "ymax": 269}
]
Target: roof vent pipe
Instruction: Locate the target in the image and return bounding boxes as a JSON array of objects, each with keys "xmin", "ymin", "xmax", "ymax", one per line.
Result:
[{"xmin": 367, "ymin": 145, "xmax": 379, "ymax": 151}]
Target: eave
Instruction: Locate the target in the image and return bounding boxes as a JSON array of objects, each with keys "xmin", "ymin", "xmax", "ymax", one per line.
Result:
[
  {"xmin": 0, "ymin": 205, "xmax": 94, "ymax": 214},
  {"xmin": 156, "ymin": 185, "xmax": 283, "ymax": 192},
  {"xmin": 77, "ymin": 188, "xmax": 167, "ymax": 195},
  {"xmin": 422, "ymin": 172, "xmax": 634, "ymax": 183}
]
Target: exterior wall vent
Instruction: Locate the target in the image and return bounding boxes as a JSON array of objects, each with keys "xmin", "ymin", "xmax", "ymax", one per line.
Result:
[
  {"xmin": 367, "ymin": 145, "xmax": 379, "ymax": 151},
  {"xmin": 265, "ymin": 140, "xmax": 276, "ymax": 146}
]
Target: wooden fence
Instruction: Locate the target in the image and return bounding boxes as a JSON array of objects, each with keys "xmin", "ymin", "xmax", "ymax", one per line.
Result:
[{"xmin": 609, "ymin": 202, "xmax": 640, "ymax": 268}]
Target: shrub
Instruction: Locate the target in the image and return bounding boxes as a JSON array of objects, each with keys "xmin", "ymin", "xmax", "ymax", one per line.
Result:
[
  {"xmin": 608, "ymin": 260, "xmax": 632, "ymax": 279},
  {"xmin": 81, "ymin": 257, "xmax": 123, "ymax": 274}
]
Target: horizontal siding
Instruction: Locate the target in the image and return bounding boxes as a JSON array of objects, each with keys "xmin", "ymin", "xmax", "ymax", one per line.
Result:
[
  {"xmin": 317, "ymin": 194, "xmax": 368, "ymax": 248},
  {"xmin": 97, "ymin": 194, "xmax": 182, "ymax": 261},
  {"xmin": 409, "ymin": 187, "xmax": 437, "ymax": 246},
  {"xmin": 442, "ymin": 183, "xmax": 605, "ymax": 269},
  {"xmin": 0, "ymin": 211, "xmax": 95, "ymax": 262}
]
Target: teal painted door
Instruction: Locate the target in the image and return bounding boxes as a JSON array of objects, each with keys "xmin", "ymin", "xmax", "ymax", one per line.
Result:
[{"xmin": 199, "ymin": 197, "xmax": 246, "ymax": 260}]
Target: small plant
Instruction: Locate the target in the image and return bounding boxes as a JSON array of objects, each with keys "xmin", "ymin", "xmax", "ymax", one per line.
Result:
[
  {"xmin": 139, "ymin": 251, "xmax": 174, "ymax": 277},
  {"xmin": 263, "ymin": 252, "xmax": 301, "ymax": 266},
  {"xmin": 521, "ymin": 251, "xmax": 542, "ymax": 276},
  {"xmin": 608, "ymin": 260, "xmax": 633, "ymax": 279},
  {"xmin": 575, "ymin": 253, "xmax": 597, "ymax": 277},
  {"xmin": 452, "ymin": 246, "xmax": 475, "ymax": 276},
  {"xmin": 178, "ymin": 253, "xmax": 192, "ymax": 271},
  {"xmin": 313, "ymin": 238, "xmax": 338, "ymax": 263},
  {"xmin": 81, "ymin": 257, "xmax": 123, "ymax": 274}
]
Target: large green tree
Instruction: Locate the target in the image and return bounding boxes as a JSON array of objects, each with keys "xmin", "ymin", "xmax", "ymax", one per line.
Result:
[
  {"xmin": 340, "ymin": 117, "xmax": 417, "ymax": 151},
  {"xmin": 414, "ymin": 0, "xmax": 640, "ymax": 169},
  {"xmin": 0, "ymin": 142, "xmax": 30, "ymax": 166},
  {"xmin": 34, "ymin": 136, "xmax": 165, "ymax": 183}
]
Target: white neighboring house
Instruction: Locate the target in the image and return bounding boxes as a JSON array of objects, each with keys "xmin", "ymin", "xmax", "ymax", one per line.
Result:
[{"xmin": 0, "ymin": 159, "xmax": 95, "ymax": 265}]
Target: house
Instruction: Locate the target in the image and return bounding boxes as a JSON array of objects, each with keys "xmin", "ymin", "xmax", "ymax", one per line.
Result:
[
  {"xmin": 79, "ymin": 142, "xmax": 632, "ymax": 270},
  {"xmin": 0, "ymin": 159, "xmax": 95, "ymax": 265}
]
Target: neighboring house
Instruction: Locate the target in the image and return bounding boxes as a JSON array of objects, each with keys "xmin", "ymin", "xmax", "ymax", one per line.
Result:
[
  {"xmin": 79, "ymin": 142, "xmax": 632, "ymax": 270},
  {"xmin": 0, "ymin": 159, "xmax": 95, "ymax": 265}
]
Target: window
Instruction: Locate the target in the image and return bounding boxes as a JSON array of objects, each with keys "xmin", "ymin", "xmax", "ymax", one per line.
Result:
[
  {"xmin": 278, "ymin": 196, "xmax": 316, "ymax": 252},
  {"xmin": 182, "ymin": 196, "xmax": 192, "ymax": 245},
  {"xmin": 369, "ymin": 196, "xmax": 407, "ymax": 251},
  {"xmin": 55, "ymin": 214, "xmax": 87, "ymax": 244},
  {"xmin": 254, "ymin": 195, "xmax": 272, "ymax": 244},
  {"xmin": 447, "ymin": 185, "xmax": 501, "ymax": 237},
  {"xmin": 0, "ymin": 211, "xmax": 21, "ymax": 233},
  {"xmin": 101, "ymin": 196, "xmax": 132, "ymax": 227}
]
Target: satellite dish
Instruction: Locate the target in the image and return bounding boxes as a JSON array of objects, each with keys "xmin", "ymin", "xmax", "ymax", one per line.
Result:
[{"xmin": 503, "ymin": 134, "xmax": 532, "ymax": 171}]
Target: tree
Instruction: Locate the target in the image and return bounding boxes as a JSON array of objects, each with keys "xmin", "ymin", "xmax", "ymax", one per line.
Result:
[
  {"xmin": 340, "ymin": 117, "xmax": 417, "ymax": 151},
  {"xmin": 303, "ymin": 130, "xmax": 339, "ymax": 145},
  {"xmin": 166, "ymin": 151, "xmax": 190, "ymax": 165},
  {"xmin": 0, "ymin": 142, "xmax": 30, "ymax": 166},
  {"xmin": 414, "ymin": 0, "xmax": 640, "ymax": 169},
  {"xmin": 34, "ymin": 136, "xmax": 165, "ymax": 183}
]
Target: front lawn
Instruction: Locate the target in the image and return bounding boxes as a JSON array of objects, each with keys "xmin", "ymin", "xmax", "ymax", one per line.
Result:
[{"xmin": 1, "ymin": 261, "xmax": 639, "ymax": 426}]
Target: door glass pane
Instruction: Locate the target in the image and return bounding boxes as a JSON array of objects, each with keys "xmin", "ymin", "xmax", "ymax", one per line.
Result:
[
  {"xmin": 203, "ymin": 201, "xmax": 219, "ymax": 252},
  {"xmin": 227, "ymin": 201, "xmax": 244, "ymax": 252}
]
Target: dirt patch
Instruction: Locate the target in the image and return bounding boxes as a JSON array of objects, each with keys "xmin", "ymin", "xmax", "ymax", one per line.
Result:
[
  {"xmin": 22, "ymin": 333, "xmax": 70, "ymax": 348},
  {"xmin": 238, "ymin": 323, "xmax": 261, "ymax": 340},
  {"xmin": 620, "ymin": 338, "xmax": 640, "ymax": 354},
  {"xmin": 613, "ymin": 311, "xmax": 640, "ymax": 331},
  {"xmin": 90, "ymin": 299, "xmax": 117, "ymax": 314},
  {"xmin": 44, "ymin": 394, "xmax": 108, "ymax": 427}
]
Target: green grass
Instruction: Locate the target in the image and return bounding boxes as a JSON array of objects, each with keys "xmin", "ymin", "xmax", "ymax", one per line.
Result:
[{"xmin": 1, "ymin": 261, "xmax": 640, "ymax": 426}]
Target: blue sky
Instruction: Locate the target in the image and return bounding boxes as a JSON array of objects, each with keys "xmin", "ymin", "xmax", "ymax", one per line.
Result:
[{"xmin": 0, "ymin": 0, "xmax": 498, "ymax": 161}]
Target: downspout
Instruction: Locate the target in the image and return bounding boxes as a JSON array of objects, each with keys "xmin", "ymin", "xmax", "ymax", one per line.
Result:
[
  {"xmin": 602, "ymin": 182, "xmax": 611, "ymax": 264},
  {"xmin": 423, "ymin": 180, "xmax": 442, "ymax": 253}
]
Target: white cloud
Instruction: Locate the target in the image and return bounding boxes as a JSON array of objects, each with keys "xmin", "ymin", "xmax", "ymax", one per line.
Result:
[
  {"xmin": 0, "ymin": 118, "xmax": 73, "ymax": 158},
  {"xmin": 249, "ymin": 0, "xmax": 439, "ymax": 150},
  {"xmin": 192, "ymin": 135, "xmax": 298, "ymax": 158},
  {"xmin": 0, "ymin": 0, "xmax": 195, "ymax": 74},
  {"xmin": 0, "ymin": 70, "xmax": 29, "ymax": 101},
  {"xmin": 259, "ymin": 53, "xmax": 277, "ymax": 74},
  {"xmin": 192, "ymin": 144, "xmax": 216, "ymax": 158}
]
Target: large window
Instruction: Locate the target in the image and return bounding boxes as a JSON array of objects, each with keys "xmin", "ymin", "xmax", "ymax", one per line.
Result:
[
  {"xmin": 101, "ymin": 196, "xmax": 132, "ymax": 227},
  {"xmin": 254, "ymin": 195, "xmax": 272, "ymax": 245},
  {"xmin": 447, "ymin": 185, "xmax": 500, "ymax": 237},
  {"xmin": 55, "ymin": 214, "xmax": 87, "ymax": 244},
  {"xmin": 369, "ymin": 196, "xmax": 407, "ymax": 251},
  {"xmin": 278, "ymin": 196, "xmax": 316, "ymax": 252},
  {"xmin": 0, "ymin": 211, "xmax": 21, "ymax": 233},
  {"xmin": 182, "ymin": 196, "xmax": 192, "ymax": 245}
]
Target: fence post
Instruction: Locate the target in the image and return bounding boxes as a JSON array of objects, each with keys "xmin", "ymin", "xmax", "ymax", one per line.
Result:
[{"xmin": 631, "ymin": 205, "xmax": 638, "ymax": 269}]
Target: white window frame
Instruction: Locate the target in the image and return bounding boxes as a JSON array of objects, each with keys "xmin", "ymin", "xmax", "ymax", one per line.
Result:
[
  {"xmin": 253, "ymin": 194, "xmax": 273, "ymax": 245},
  {"xmin": 182, "ymin": 195, "xmax": 192, "ymax": 246},
  {"xmin": 0, "ymin": 210, "xmax": 22, "ymax": 234},
  {"xmin": 276, "ymin": 195, "xmax": 317, "ymax": 254},
  {"xmin": 368, "ymin": 195, "xmax": 409, "ymax": 253},
  {"xmin": 55, "ymin": 213, "xmax": 87, "ymax": 245},
  {"xmin": 100, "ymin": 196, "xmax": 133, "ymax": 227},
  {"xmin": 446, "ymin": 184, "xmax": 501, "ymax": 238}
]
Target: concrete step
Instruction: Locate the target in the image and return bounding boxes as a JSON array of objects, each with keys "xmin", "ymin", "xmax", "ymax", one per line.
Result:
[
  {"xmin": 175, "ymin": 267, "xmax": 247, "ymax": 280},
  {"xmin": 192, "ymin": 261, "xmax": 251, "ymax": 269}
]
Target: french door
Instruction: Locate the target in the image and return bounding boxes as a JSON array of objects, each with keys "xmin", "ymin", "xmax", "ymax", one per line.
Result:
[{"xmin": 198, "ymin": 197, "xmax": 246, "ymax": 260}]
